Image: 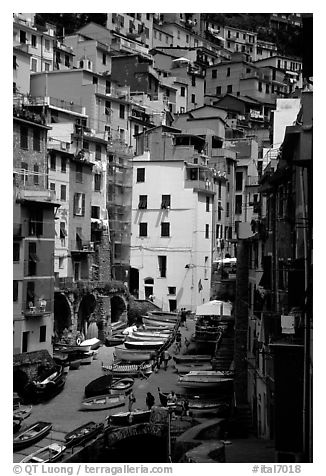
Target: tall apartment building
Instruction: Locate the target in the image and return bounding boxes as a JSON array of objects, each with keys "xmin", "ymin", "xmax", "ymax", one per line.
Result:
[
  {"xmin": 13, "ymin": 99, "xmax": 58, "ymax": 355},
  {"xmin": 130, "ymin": 126, "xmax": 215, "ymax": 311}
]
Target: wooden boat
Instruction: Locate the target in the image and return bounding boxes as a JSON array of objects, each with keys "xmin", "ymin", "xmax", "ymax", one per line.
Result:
[
  {"xmin": 177, "ymin": 376, "xmax": 233, "ymax": 389},
  {"xmin": 143, "ymin": 325, "xmax": 173, "ymax": 332},
  {"xmin": 133, "ymin": 330, "xmax": 171, "ymax": 338},
  {"xmin": 159, "ymin": 392, "xmax": 230, "ymax": 415},
  {"xmin": 102, "ymin": 361, "xmax": 152, "ymax": 377},
  {"xmin": 175, "ymin": 363, "xmax": 213, "ymax": 374},
  {"xmin": 85, "ymin": 375, "xmax": 114, "ymax": 398},
  {"xmin": 79, "ymin": 337, "xmax": 101, "ymax": 351},
  {"xmin": 13, "ymin": 405, "xmax": 32, "ymax": 421},
  {"xmin": 65, "ymin": 421, "xmax": 104, "ymax": 447},
  {"xmin": 24, "ymin": 366, "xmax": 66, "ymax": 401},
  {"xmin": 114, "ymin": 345, "xmax": 155, "ymax": 362},
  {"xmin": 111, "ymin": 320, "xmax": 127, "ymax": 334},
  {"xmin": 127, "ymin": 334, "xmax": 169, "ymax": 342},
  {"xmin": 124, "ymin": 340, "xmax": 165, "ymax": 350},
  {"xmin": 183, "ymin": 370, "xmax": 234, "ymax": 380},
  {"xmin": 109, "ymin": 378, "xmax": 134, "ymax": 395},
  {"xmin": 20, "ymin": 443, "xmax": 66, "ymax": 463},
  {"xmin": 109, "ymin": 409, "xmax": 151, "ymax": 425},
  {"xmin": 142, "ymin": 317, "xmax": 176, "ymax": 328},
  {"xmin": 69, "ymin": 359, "xmax": 81, "ymax": 370},
  {"xmin": 173, "ymin": 354, "xmax": 212, "ymax": 364},
  {"xmin": 13, "ymin": 421, "xmax": 52, "ymax": 450},
  {"xmin": 105, "ymin": 334, "xmax": 125, "ymax": 347},
  {"xmin": 147, "ymin": 312, "xmax": 179, "ymax": 322},
  {"xmin": 80, "ymin": 394, "xmax": 125, "ymax": 412}
]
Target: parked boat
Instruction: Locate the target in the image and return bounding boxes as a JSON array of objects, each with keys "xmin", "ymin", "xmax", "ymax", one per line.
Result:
[
  {"xmin": 102, "ymin": 361, "xmax": 153, "ymax": 377},
  {"xmin": 114, "ymin": 345, "xmax": 155, "ymax": 362},
  {"xmin": 105, "ymin": 334, "xmax": 125, "ymax": 347},
  {"xmin": 159, "ymin": 391, "xmax": 229, "ymax": 415},
  {"xmin": 127, "ymin": 334, "xmax": 169, "ymax": 342},
  {"xmin": 133, "ymin": 331, "xmax": 171, "ymax": 339},
  {"xmin": 24, "ymin": 366, "xmax": 66, "ymax": 402},
  {"xmin": 109, "ymin": 409, "xmax": 151, "ymax": 426},
  {"xmin": 79, "ymin": 337, "xmax": 101, "ymax": 351},
  {"xmin": 85, "ymin": 375, "xmax": 113, "ymax": 398},
  {"xmin": 177, "ymin": 376, "xmax": 233, "ymax": 389},
  {"xmin": 65, "ymin": 421, "xmax": 104, "ymax": 447},
  {"xmin": 13, "ymin": 421, "xmax": 52, "ymax": 450},
  {"xmin": 80, "ymin": 394, "xmax": 125, "ymax": 412},
  {"xmin": 13, "ymin": 405, "xmax": 32, "ymax": 421},
  {"xmin": 146, "ymin": 312, "xmax": 179, "ymax": 322},
  {"xmin": 109, "ymin": 378, "xmax": 134, "ymax": 395},
  {"xmin": 183, "ymin": 370, "xmax": 234, "ymax": 379},
  {"xmin": 20, "ymin": 443, "xmax": 66, "ymax": 463},
  {"xmin": 124, "ymin": 340, "xmax": 165, "ymax": 351},
  {"xmin": 142, "ymin": 317, "xmax": 176, "ymax": 328},
  {"xmin": 143, "ymin": 324, "xmax": 173, "ymax": 332},
  {"xmin": 173, "ymin": 354, "xmax": 212, "ymax": 364},
  {"xmin": 175, "ymin": 363, "xmax": 213, "ymax": 374},
  {"xmin": 111, "ymin": 320, "xmax": 127, "ymax": 334}
]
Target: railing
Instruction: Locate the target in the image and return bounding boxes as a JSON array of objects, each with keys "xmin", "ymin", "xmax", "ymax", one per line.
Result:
[
  {"xmin": 70, "ymin": 240, "xmax": 94, "ymax": 253},
  {"xmin": 184, "ymin": 179, "xmax": 215, "ymax": 192},
  {"xmin": 246, "ymin": 175, "xmax": 260, "ymax": 186},
  {"xmin": 24, "ymin": 302, "xmax": 50, "ymax": 318}
]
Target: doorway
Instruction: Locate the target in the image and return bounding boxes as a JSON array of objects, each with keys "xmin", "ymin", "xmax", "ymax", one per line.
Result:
[{"xmin": 22, "ymin": 331, "xmax": 29, "ymax": 353}]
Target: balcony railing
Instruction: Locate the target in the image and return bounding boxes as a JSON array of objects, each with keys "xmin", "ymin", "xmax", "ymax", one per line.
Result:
[
  {"xmin": 24, "ymin": 301, "xmax": 50, "ymax": 318},
  {"xmin": 185, "ymin": 179, "xmax": 215, "ymax": 193},
  {"xmin": 246, "ymin": 175, "xmax": 260, "ymax": 186},
  {"xmin": 70, "ymin": 240, "xmax": 95, "ymax": 253}
]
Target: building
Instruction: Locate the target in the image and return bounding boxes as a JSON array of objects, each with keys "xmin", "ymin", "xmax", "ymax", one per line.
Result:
[
  {"xmin": 106, "ymin": 13, "xmax": 154, "ymax": 49},
  {"xmin": 130, "ymin": 126, "xmax": 215, "ymax": 311},
  {"xmin": 218, "ymin": 25, "xmax": 258, "ymax": 61},
  {"xmin": 13, "ymin": 98, "xmax": 59, "ymax": 355}
]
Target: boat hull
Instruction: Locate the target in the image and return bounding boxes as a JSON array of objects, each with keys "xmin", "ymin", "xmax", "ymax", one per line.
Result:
[
  {"xmin": 142, "ymin": 317, "xmax": 176, "ymax": 328},
  {"xmin": 110, "ymin": 410, "xmax": 151, "ymax": 425},
  {"xmin": 80, "ymin": 394, "xmax": 125, "ymax": 411},
  {"xmin": 124, "ymin": 340, "xmax": 165, "ymax": 350},
  {"xmin": 13, "ymin": 422, "xmax": 52, "ymax": 450},
  {"xmin": 173, "ymin": 354, "xmax": 212, "ymax": 364},
  {"xmin": 65, "ymin": 422, "xmax": 104, "ymax": 447},
  {"xmin": 177, "ymin": 377, "xmax": 233, "ymax": 389},
  {"xmin": 103, "ymin": 362, "xmax": 152, "ymax": 377},
  {"xmin": 20, "ymin": 443, "xmax": 65, "ymax": 463},
  {"xmin": 128, "ymin": 334, "xmax": 169, "ymax": 342},
  {"xmin": 114, "ymin": 345, "xmax": 155, "ymax": 362}
]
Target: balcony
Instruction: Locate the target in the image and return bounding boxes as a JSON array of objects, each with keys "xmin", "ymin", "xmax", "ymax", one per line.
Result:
[
  {"xmin": 184, "ymin": 178, "xmax": 215, "ymax": 195},
  {"xmin": 246, "ymin": 175, "xmax": 260, "ymax": 187},
  {"xmin": 70, "ymin": 240, "xmax": 95, "ymax": 254},
  {"xmin": 24, "ymin": 302, "xmax": 50, "ymax": 318}
]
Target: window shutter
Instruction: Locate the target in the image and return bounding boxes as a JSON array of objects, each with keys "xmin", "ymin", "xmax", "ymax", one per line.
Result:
[
  {"xmin": 73, "ymin": 193, "xmax": 78, "ymax": 215},
  {"xmin": 82, "ymin": 194, "xmax": 85, "ymax": 216}
]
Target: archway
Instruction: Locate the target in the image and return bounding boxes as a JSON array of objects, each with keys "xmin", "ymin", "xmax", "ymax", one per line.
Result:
[
  {"xmin": 77, "ymin": 293, "xmax": 97, "ymax": 336},
  {"xmin": 54, "ymin": 293, "xmax": 72, "ymax": 338},
  {"xmin": 110, "ymin": 295, "xmax": 126, "ymax": 323}
]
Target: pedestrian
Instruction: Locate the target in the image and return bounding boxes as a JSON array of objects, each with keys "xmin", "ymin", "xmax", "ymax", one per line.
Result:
[
  {"xmin": 181, "ymin": 398, "xmax": 189, "ymax": 420},
  {"xmin": 146, "ymin": 392, "xmax": 155, "ymax": 410},
  {"xmin": 180, "ymin": 308, "xmax": 187, "ymax": 327},
  {"xmin": 128, "ymin": 391, "xmax": 136, "ymax": 412},
  {"xmin": 163, "ymin": 350, "xmax": 170, "ymax": 370}
]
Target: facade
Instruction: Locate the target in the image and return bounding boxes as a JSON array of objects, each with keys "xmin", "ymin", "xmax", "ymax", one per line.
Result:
[
  {"xmin": 106, "ymin": 13, "xmax": 154, "ymax": 49},
  {"xmin": 130, "ymin": 126, "xmax": 214, "ymax": 311},
  {"xmin": 13, "ymin": 99, "xmax": 58, "ymax": 355},
  {"xmin": 13, "ymin": 45, "xmax": 31, "ymax": 95},
  {"xmin": 218, "ymin": 25, "xmax": 258, "ymax": 61}
]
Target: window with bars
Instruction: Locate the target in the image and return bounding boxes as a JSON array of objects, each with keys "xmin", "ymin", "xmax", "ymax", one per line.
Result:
[
  {"xmin": 73, "ymin": 193, "xmax": 85, "ymax": 216},
  {"xmin": 158, "ymin": 256, "xmax": 167, "ymax": 277},
  {"xmin": 161, "ymin": 222, "xmax": 170, "ymax": 237},
  {"xmin": 20, "ymin": 126, "xmax": 28, "ymax": 150},
  {"xmin": 161, "ymin": 195, "xmax": 171, "ymax": 209},
  {"xmin": 138, "ymin": 195, "xmax": 147, "ymax": 209}
]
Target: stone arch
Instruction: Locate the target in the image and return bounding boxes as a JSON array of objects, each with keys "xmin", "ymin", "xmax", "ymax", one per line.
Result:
[
  {"xmin": 54, "ymin": 292, "xmax": 73, "ymax": 338},
  {"xmin": 110, "ymin": 295, "xmax": 127, "ymax": 323},
  {"xmin": 77, "ymin": 293, "xmax": 97, "ymax": 337}
]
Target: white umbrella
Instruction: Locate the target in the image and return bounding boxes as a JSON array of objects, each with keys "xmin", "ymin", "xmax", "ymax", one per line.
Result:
[{"xmin": 195, "ymin": 300, "xmax": 232, "ymax": 317}]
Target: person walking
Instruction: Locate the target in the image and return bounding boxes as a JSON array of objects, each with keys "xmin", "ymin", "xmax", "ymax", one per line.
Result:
[
  {"xmin": 163, "ymin": 350, "xmax": 170, "ymax": 371},
  {"xmin": 146, "ymin": 392, "xmax": 155, "ymax": 410},
  {"xmin": 128, "ymin": 391, "xmax": 136, "ymax": 412}
]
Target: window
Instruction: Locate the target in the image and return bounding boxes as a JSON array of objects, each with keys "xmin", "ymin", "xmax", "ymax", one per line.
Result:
[
  {"xmin": 180, "ymin": 107, "xmax": 185, "ymax": 113},
  {"xmin": 26, "ymin": 281, "xmax": 35, "ymax": 308},
  {"xmin": 154, "ymin": 30, "xmax": 157, "ymax": 38},
  {"xmin": 138, "ymin": 195, "xmax": 147, "ymax": 209},
  {"xmin": 50, "ymin": 183, "xmax": 55, "ymax": 192},
  {"xmin": 235, "ymin": 195, "xmax": 242, "ymax": 214},
  {"xmin": 29, "ymin": 209, "xmax": 43, "ymax": 236},
  {"xmin": 227, "ymin": 41, "xmax": 231, "ymax": 48},
  {"xmin": 44, "ymin": 39, "xmax": 50, "ymax": 51},
  {"xmin": 161, "ymin": 195, "xmax": 171, "ymax": 209},
  {"xmin": 180, "ymin": 86, "xmax": 185, "ymax": 97},
  {"xmin": 243, "ymin": 34, "xmax": 246, "ymax": 40},
  {"xmin": 73, "ymin": 193, "xmax": 85, "ymax": 216},
  {"xmin": 158, "ymin": 256, "xmax": 167, "ymax": 277},
  {"xmin": 59, "ymin": 257, "xmax": 64, "ymax": 269},
  {"xmin": 161, "ymin": 222, "xmax": 170, "ymax": 237},
  {"xmin": 191, "ymin": 94, "xmax": 196, "ymax": 104},
  {"xmin": 13, "ymin": 242, "xmax": 20, "ymax": 262},
  {"xmin": 226, "ymin": 202, "xmax": 230, "ymax": 217},
  {"xmin": 177, "ymin": 30, "xmax": 180, "ymax": 39},
  {"xmin": 218, "ymin": 203, "xmax": 222, "ymax": 221},
  {"xmin": 227, "ymin": 182, "xmax": 230, "ymax": 193},
  {"xmin": 106, "ymin": 80, "xmax": 111, "ymax": 94},
  {"xmin": 50, "ymin": 154, "xmax": 56, "ymax": 170},
  {"xmin": 33, "ymin": 129, "xmax": 41, "ymax": 151},
  {"xmin": 20, "ymin": 30, "xmax": 26, "ymax": 44},
  {"xmin": 227, "ymin": 85, "xmax": 232, "ymax": 93},
  {"xmin": 65, "ymin": 54, "xmax": 70, "ymax": 67},
  {"xmin": 13, "ymin": 281, "xmax": 19, "ymax": 302},
  {"xmin": 258, "ymin": 82, "xmax": 262, "ymax": 92},
  {"xmin": 28, "ymin": 242, "xmax": 38, "ymax": 276},
  {"xmin": 60, "ymin": 221, "xmax": 67, "ymax": 244},
  {"xmin": 91, "ymin": 206, "xmax": 100, "ymax": 219},
  {"xmin": 206, "ymin": 196, "xmax": 210, "ymax": 212},
  {"xmin": 33, "ymin": 164, "xmax": 39, "ymax": 185},
  {"xmin": 204, "ymin": 256, "xmax": 209, "ymax": 279},
  {"xmin": 119, "ymin": 104, "xmax": 125, "ymax": 119},
  {"xmin": 192, "ymin": 75, "xmax": 196, "ymax": 87},
  {"xmin": 216, "ymin": 86, "xmax": 221, "ymax": 95},
  {"xmin": 236, "ymin": 171, "xmax": 243, "ymax": 191},
  {"xmin": 168, "ymin": 287, "xmax": 176, "ymax": 295},
  {"xmin": 266, "ymin": 84, "xmax": 270, "ymax": 94},
  {"xmin": 186, "ymin": 35, "xmax": 189, "ymax": 43},
  {"xmin": 40, "ymin": 325, "xmax": 46, "ymax": 343},
  {"xmin": 205, "ymin": 224, "xmax": 209, "ymax": 239},
  {"xmin": 44, "ymin": 62, "xmax": 50, "ymax": 72},
  {"xmin": 218, "ymin": 182, "xmax": 222, "ymax": 199},
  {"xmin": 145, "ymin": 28, "xmax": 149, "ymax": 39},
  {"xmin": 102, "ymin": 53, "xmax": 107, "ymax": 65},
  {"xmin": 227, "ymin": 162, "xmax": 231, "ymax": 175},
  {"xmin": 227, "ymin": 67, "xmax": 231, "ymax": 77},
  {"xmin": 139, "ymin": 222, "xmax": 147, "ymax": 237},
  {"xmin": 60, "ymin": 185, "xmax": 66, "ymax": 201},
  {"xmin": 61, "ymin": 157, "xmax": 67, "ymax": 173},
  {"xmin": 95, "ymin": 144, "xmax": 101, "ymax": 161},
  {"xmin": 165, "ymin": 35, "xmax": 169, "ymax": 44},
  {"xmin": 20, "ymin": 126, "xmax": 28, "ymax": 149},
  {"xmin": 76, "ymin": 163, "xmax": 83, "ymax": 183},
  {"xmin": 93, "ymin": 76, "xmax": 98, "ymax": 85},
  {"xmin": 227, "ymin": 30, "xmax": 231, "ymax": 38},
  {"xmin": 31, "ymin": 58, "xmax": 37, "ymax": 72},
  {"xmin": 137, "ymin": 168, "xmax": 145, "ymax": 182},
  {"xmin": 13, "ymin": 55, "xmax": 17, "ymax": 70},
  {"xmin": 105, "ymin": 101, "xmax": 111, "ymax": 115}
]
